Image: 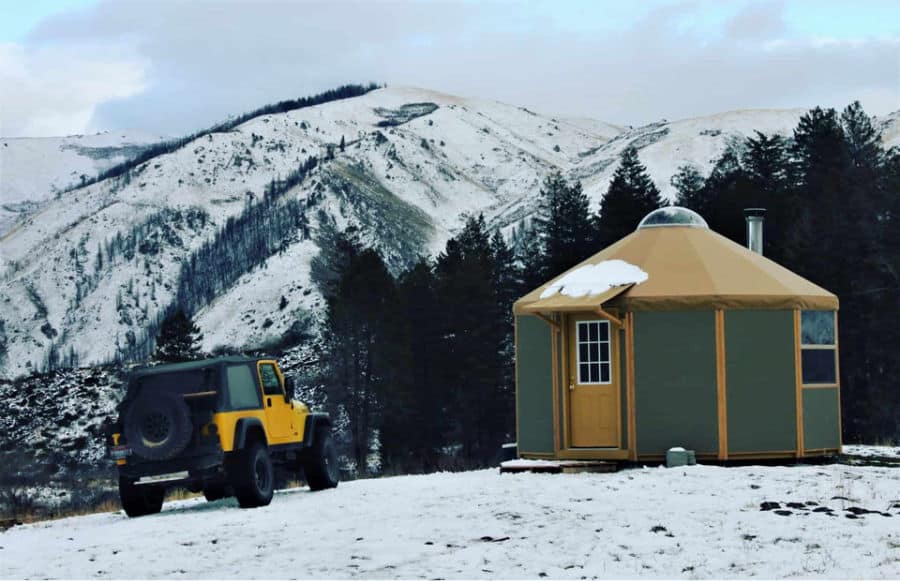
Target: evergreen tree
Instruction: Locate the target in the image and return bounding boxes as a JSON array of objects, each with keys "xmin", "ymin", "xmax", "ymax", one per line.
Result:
[
  {"xmin": 489, "ymin": 230, "xmax": 518, "ymax": 438},
  {"xmin": 533, "ymin": 171, "xmax": 596, "ymax": 279},
  {"xmin": 321, "ymin": 241, "xmax": 396, "ymax": 475},
  {"xmin": 434, "ymin": 215, "xmax": 507, "ymax": 463},
  {"xmin": 741, "ymin": 132, "xmax": 791, "ymax": 260},
  {"xmin": 784, "ymin": 107, "xmax": 848, "ymax": 285},
  {"xmin": 671, "ymin": 164, "xmax": 705, "ymax": 209},
  {"xmin": 596, "ymin": 147, "xmax": 666, "ymax": 248},
  {"xmin": 698, "ymin": 143, "xmax": 753, "ymax": 245},
  {"xmin": 154, "ymin": 309, "xmax": 203, "ymax": 362},
  {"xmin": 514, "ymin": 218, "xmax": 545, "ymax": 292},
  {"xmin": 380, "ymin": 259, "xmax": 447, "ymax": 472}
]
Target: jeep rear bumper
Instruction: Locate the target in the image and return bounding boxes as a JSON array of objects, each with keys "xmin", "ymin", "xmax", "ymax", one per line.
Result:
[{"xmin": 117, "ymin": 452, "xmax": 225, "ymax": 488}]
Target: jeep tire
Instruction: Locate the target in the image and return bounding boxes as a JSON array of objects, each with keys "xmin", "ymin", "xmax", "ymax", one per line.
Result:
[
  {"xmin": 304, "ymin": 429, "xmax": 339, "ymax": 491},
  {"xmin": 119, "ymin": 477, "xmax": 165, "ymax": 517},
  {"xmin": 230, "ymin": 440, "xmax": 274, "ymax": 508},
  {"xmin": 123, "ymin": 392, "xmax": 193, "ymax": 461}
]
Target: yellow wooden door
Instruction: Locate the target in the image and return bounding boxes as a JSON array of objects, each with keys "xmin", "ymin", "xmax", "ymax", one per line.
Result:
[{"xmin": 568, "ymin": 315, "xmax": 620, "ymax": 448}]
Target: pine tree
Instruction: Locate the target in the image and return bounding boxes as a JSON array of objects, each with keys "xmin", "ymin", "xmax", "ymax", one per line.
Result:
[
  {"xmin": 596, "ymin": 147, "xmax": 666, "ymax": 248},
  {"xmin": 533, "ymin": 171, "xmax": 597, "ymax": 279},
  {"xmin": 489, "ymin": 230, "xmax": 518, "ymax": 439},
  {"xmin": 785, "ymin": 107, "xmax": 848, "ymax": 284},
  {"xmin": 741, "ymin": 132, "xmax": 791, "ymax": 260},
  {"xmin": 322, "ymin": 244, "xmax": 397, "ymax": 475},
  {"xmin": 671, "ymin": 164, "xmax": 705, "ymax": 209},
  {"xmin": 699, "ymin": 143, "xmax": 753, "ymax": 246},
  {"xmin": 514, "ymin": 218, "xmax": 545, "ymax": 292},
  {"xmin": 380, "ymin": 259, "xmax": 446, "ymax": 472},
  {"xmin": 434, "ymin": 214, "xmax": 506, "ymax": 463},
  {"xmin": 154, "ymin": 309, "xmax": 203, "ymax": 362}
]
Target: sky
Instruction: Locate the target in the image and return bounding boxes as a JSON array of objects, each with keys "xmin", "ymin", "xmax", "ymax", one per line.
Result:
[{"xmin": 0, "ymin": 0, "xmax": 897, "ymax": 138}]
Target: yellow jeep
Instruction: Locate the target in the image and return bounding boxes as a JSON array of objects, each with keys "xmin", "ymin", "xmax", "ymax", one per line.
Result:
[{"xmin": 108, "ymin": 356, "xmax": 338, "ymax": 517}]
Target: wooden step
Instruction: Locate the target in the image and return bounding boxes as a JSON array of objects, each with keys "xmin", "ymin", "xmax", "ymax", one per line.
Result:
[{"xmin": 500, "ymin": 459, "xmax": 618, "ymax": 474}]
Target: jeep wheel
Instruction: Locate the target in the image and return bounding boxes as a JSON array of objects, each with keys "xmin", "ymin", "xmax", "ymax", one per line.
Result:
[
  {"xmin": 203, "ymin": 484, "xmax": 228, "ymax": 502},
  {"xmin": 304, "ymin": 429, "xmax": 339, "ymax": 491},
  {"xmin": 230, "ymin": 440, "xmax": 274, "ymax": 508},
  {"xmin": 123, "ymin": 392, "xmax": 193, "ymax": 461},
  {"xmin": 119, "ymin": 477, "xmax": 164, "ymax": 517}
]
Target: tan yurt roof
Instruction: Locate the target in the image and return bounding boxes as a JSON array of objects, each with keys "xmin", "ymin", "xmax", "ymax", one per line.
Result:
[{"xmin": 514, "ymin": 208, "xmax": 838, "ymax": 314}]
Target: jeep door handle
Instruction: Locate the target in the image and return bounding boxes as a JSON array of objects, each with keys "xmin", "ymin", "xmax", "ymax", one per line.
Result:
[{"xmin": 267, "ymin": 397, "xmax": 272, "ymax": 407}]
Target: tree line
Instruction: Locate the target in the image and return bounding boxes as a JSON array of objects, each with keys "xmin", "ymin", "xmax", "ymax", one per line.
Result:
[
  {"xmin": 312, "ymin": 101, "xmax": 898, "ymax": 473},
  {"xmin": 670, "ymin": 102, "xmax": 899, "ymax": 443},
  {"xmin": 66, "ymin": 84, "xmax": 378, "ymax": 193}
]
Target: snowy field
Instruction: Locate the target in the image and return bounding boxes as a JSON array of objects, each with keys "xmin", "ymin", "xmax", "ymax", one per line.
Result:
[{"xmin": 2, "ymin": 461, "xmax": 898, "ymax": 579}]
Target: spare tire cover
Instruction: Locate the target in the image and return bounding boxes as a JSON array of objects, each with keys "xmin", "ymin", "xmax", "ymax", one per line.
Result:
[{"xmin": 124, "ymin": 392, "xmax": 193, "ymax": 461}]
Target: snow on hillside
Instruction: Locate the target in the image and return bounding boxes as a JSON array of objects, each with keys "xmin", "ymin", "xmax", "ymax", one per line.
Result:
[
  {"xmin": 0, "ymin": 131, "xmax": 166, "ymax": 205},
  {"xmin": 1, "ymin": 86, "xmax": 898, "ymax": 378},
  {"xmin": 3, "ymin": 464, "xmax": 898, "ymax": 579},
  {"xmin": 0, "ymin": 131, "xmax": 165, "ymax": 235},
  {"xmin": 0, "ymin": 86, "xmax": 614, "ymax": 376}
]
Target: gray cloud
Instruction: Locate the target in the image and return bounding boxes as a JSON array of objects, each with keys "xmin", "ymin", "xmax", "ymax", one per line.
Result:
[{"xmin": 6, "ymin": 0, "xmax": 899, "ymax": 137}]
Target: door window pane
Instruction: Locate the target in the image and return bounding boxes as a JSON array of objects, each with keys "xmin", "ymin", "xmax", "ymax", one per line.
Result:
[
  {"xmin": 259, "ymin": 363, "xmax": 283, "ymax": 395},
  {"xmin": 576, "ymin": 320, "xmax": 612, "ymax": 384}
]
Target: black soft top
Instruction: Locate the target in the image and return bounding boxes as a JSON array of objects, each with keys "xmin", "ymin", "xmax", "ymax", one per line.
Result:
[{"xmin": 129, "ymin": 356, "xmax": 263, "ymax": 380}]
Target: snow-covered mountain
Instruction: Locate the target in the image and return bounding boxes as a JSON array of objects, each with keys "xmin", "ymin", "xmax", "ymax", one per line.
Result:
[
  {"xmin": 0, "ymin": 131, "xmax": 166, "ymax": 234},
  {"xmin": 1, "ymin": 86, "xmax": 897, "ymax": 379}
]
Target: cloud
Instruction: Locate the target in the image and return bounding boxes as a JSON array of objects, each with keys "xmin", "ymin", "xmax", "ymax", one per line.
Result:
[
  {"xmin": 726, "ymin": 1, "xmax": 786, "ymax": 40},
  {"xmin": 6, "ymin": 0, "xmax": 899, "ymax": 137},
  {"xmin": 0, "ymin": 40, "xmax": 147, "ymax": 137}
]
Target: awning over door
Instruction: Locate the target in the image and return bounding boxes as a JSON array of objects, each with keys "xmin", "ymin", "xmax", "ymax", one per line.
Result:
[{"xmin": 514, "ymin": 283, "xmax": 633, "ymax": 314}]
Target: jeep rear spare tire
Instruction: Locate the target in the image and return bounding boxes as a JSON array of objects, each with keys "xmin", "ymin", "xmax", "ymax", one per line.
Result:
[
  {"xmin": 304, "ymin": 429, "xmax": 339, "ymax": 491},
  {"xmin": 123, "ymin": 392, "xmax": 193, "ymax": 461}
]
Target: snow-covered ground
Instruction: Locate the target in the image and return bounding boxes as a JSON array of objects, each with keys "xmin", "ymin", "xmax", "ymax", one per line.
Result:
[
  {"xmin": 3, "ymin": 462, "xmax": 898, "ymax": 579},
  {"xmin": 844, "ymin": 445, "xmax": 900, "ymax": 459}
]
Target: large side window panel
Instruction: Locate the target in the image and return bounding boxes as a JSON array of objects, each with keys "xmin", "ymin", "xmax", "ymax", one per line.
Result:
[
  {"xmin": 226, "ymin": 364, "xmax": 263, "ymax": 410},
  {"xmin": 800, "ymin": 311, "xmax": 837, "ymax": 385}
]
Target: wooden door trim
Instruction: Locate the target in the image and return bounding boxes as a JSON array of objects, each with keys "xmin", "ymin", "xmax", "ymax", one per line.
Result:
[{"xmin": 563, "ymin": 313, "xmax": 623, "ymax": 451}]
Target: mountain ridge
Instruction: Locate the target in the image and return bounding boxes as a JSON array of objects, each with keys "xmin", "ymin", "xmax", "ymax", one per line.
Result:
[{"xmin": 1, "ymin": 86, "xmax": 897, "ymax": 378}]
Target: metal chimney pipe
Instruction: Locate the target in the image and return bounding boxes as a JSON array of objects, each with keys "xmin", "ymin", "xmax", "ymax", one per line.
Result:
[{"xmin": 743, "ymin": 208, "xmax": 766, "ymax": 255}]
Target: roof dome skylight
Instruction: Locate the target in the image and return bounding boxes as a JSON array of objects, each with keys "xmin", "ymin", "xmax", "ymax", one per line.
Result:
[{"xmin": 637, "ymin": 207, "xmax": 709, "ymax": 230}]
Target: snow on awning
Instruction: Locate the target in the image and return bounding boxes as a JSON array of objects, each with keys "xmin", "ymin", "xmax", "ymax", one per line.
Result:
[{"xmin": 516, "ymin": 260, "xmax": 648, "ymax": 314}]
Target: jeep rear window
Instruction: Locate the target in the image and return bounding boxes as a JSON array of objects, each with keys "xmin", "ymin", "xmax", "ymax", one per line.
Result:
[{"xmin": 225, "ymin": 364, "xmax": 262, "ymax": 410}]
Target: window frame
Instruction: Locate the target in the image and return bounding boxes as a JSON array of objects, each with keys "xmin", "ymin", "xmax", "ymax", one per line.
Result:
[
  {"xmin": 575, "ymin": 319, "xmax": 612, "ymax": 385},
  {"xmin": 257, "ymin": 362, "xmax": 284, "ymax": 396},
  {"xmin": 800, "ymin": 310, "xmax": 838, "ymax": 387},
  {"xmin": 223, "ymin": 363, "xmax": 264, "ymax": 411}
]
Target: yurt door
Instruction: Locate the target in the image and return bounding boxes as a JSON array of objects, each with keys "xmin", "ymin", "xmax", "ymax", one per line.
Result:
[{"xmin": 567, "ymin": 315, "xmax": 619, "ymax": 448}]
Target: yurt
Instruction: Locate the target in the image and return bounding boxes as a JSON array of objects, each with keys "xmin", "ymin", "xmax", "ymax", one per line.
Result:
[{"xmin": 513, "ymin": 207, "xmax": 841, "ymax": 462}]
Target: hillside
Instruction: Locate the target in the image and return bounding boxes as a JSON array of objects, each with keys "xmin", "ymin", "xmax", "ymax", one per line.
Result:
[
  {"xmin": 1, "ymin": 86, "xmax": 898, "ymax": 378},
  {"xmin": 2, "ymin": 463, "xmax": 899, "ymax": 578},
  {"xmin": 0, "ymin": 131, "xmax": 165, "ymax": 235}
]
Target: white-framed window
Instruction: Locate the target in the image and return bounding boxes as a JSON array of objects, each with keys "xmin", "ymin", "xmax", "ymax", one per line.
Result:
[
  {"xmin": 576, "ymin": 320, "xmax": 611, "ymax": 384},
  {"xmin": 800, "ymin": 310, "xmax": 837, "ymax": 385}
]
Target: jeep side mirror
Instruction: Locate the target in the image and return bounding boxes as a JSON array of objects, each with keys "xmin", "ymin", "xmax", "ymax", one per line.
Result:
[{"xmin": 284, "ymin": 376, "xmax": 296, "ymax": 401}]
